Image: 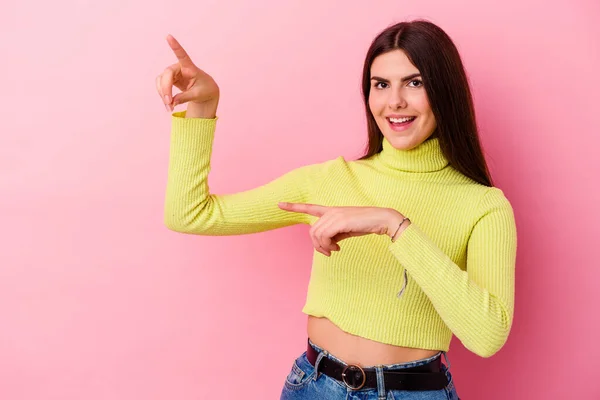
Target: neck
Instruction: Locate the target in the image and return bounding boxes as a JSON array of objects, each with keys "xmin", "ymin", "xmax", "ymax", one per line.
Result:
[{"xmin": 377, "ymin": 137, "xmax": 449, "ymax": 173}]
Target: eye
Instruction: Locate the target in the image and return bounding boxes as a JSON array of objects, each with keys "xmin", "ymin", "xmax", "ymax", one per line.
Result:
[
  {"xmin": 407, "ymin": 79, "xmax": 423, "ymax": 88},
  {"xmin": 373, "ymin": 81, "xmax": 388, "ymax": 89}
]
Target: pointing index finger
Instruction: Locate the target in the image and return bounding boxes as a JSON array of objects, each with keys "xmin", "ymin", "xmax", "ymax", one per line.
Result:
[
  {"xmin": 278, "ymin": 202, "xmax": 328, "ymax": 217},
  {"xmin": 166, "ymin": 34, "xmax": 194, "ymax": 67}
]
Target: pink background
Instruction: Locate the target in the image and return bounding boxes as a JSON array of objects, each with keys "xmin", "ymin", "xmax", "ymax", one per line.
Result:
[{"xmin": 1, "ymin": 0, "xmax": 599, "ymax": 398}]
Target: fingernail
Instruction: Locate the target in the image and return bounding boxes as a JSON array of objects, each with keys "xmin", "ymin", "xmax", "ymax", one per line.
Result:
[
  {"xmin": 164, "ymin": 95, "xmax": 171, "ymax": 105},
  {"xmin": 165, "ymin": 104, "xmax": 171, "ymax": 112}
]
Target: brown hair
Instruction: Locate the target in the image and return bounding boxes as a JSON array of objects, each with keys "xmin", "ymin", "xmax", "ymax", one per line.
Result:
[{"xmin": 360, "ymin": 20, "xmax": 493, "ymax": 187}]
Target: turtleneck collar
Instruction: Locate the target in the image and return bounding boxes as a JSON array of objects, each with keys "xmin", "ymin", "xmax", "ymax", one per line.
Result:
[{"xmin": 376, "ymin": 137, "xmax": 449, "ymax": 173}]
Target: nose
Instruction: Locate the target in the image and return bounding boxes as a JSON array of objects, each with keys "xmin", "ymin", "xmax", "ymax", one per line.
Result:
[{"xmin": 388, "ymin": 89, "xmax": 407, "ymax": 109}]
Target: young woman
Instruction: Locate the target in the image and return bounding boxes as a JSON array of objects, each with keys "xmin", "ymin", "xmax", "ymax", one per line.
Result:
[{"xmin": 157, "ymin": 19, "xmax": 517, "ymax": 400}]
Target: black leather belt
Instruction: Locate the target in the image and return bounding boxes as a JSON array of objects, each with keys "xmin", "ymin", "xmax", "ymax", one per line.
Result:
[{"xmin": 306, "ymin": 340, "xmax": 449, "ymax": 391}]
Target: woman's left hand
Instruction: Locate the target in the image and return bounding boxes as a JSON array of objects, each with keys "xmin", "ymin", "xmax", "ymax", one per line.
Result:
[{"xmin": 278, "ymin": 202, "xmax": 410, "ymax": 256}]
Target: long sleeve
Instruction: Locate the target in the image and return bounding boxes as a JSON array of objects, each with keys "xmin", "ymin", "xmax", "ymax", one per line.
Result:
[
  {"xmin": 164, "ymin": 111, "xmax": 326, "ymax": 235},
  {"xmin": 388, "ymin": 188, "xmax": 518, "ymax": 357}
]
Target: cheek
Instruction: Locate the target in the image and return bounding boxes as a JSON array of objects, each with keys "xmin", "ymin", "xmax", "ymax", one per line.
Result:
[
  {"xmin": 369, "ymin": 93, "xmax": 384, "ymax": 114},
  {"xmin": 412, "ymin": 93, "xmax": 432, "ymax": 116},
  {"xmin": 420, "ymin": 105, "xmax": 436, "ymax": 132}
]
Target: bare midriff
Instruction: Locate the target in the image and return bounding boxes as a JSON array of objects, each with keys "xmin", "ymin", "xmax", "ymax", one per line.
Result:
[{"xmin": 307, "ymin": 316, "xmax": 440, "ymax": 367}]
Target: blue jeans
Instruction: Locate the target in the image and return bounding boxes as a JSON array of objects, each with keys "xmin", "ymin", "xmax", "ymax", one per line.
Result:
[{"xmin": 280, "ymin": 340, "xmax": 459, "ymax": 400}]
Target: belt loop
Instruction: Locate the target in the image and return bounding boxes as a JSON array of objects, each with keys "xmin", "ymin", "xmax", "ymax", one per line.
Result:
[
  {"xmin": 442, "ymin": 351, "xmax": 451, "ymax": 370},
  {"xmin": 313, "ymin": 350, "xmax": 327, "ymax": 381},
  {"xmin": 375, "ymin": 366, "xmax": 386, "ymax": 399}
]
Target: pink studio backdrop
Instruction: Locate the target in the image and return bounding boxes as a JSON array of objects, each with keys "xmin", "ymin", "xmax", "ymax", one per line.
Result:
[{"xmin": 1, "ymin": 0, "xmax": 599, "ymax": 399}]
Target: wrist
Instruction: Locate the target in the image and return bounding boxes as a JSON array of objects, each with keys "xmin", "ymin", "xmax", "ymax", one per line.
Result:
[
  {"xmin": 386, "ymin": 210, "xmax": 411, "ymax": 242},
  {"xmin": 385, "ymin": 210, "xmax": 404, "ymax": 238},
  {"xmin": 185, "ymin": 98, "xmax": 219, "ymax": 118}
]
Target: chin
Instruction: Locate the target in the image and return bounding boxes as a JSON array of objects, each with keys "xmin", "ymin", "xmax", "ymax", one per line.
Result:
[{"xmin": 385, "ymin": 134, "xmax": 430, "ymax": 151}]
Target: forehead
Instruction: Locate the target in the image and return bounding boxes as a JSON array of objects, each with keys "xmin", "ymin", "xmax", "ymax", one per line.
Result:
[{"xmin": 370, "ymin": 50, "xmax": 419, "ymax": 77}]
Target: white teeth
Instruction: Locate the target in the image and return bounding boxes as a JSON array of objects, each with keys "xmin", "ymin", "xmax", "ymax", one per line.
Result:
[{"xmin": 389, "ymin": 116, "xmax": 415, "ymax": 123}]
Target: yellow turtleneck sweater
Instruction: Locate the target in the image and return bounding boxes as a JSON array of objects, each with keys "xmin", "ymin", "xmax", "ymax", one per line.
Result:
[{"xmin": 164, "ymin": 112, "xmax": 518, "ymax": 358}]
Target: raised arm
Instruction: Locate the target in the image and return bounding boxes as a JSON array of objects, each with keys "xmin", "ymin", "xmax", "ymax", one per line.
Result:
[
  {"xmin": 157, "ymin": 35, "xmax": 325, "ymax": 236},
  {"xmin": 163, "ymin": 112, "xmax": 325, "ymax": 235}
]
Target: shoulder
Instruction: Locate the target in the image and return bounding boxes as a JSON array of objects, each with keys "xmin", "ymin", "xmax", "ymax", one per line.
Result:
[
  {"xmin": 479, "ymin": 187, "xmax": 514, "ymax": 211},
  {"xmin": 470, "ymin": 186, "xmax": 517, "ymax": 232},
  {"xmin": 441, "ymin": 167, "xmax": 514, "ymax": 211}
]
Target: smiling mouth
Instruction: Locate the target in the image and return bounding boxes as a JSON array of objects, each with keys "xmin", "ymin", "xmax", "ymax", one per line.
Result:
[
  {"xmin": 386, "ymin": 116, "xmax": 416, "ymax": 124},
  {"xmin": 386, "ymin": 116, "xmax": 417, "ymax": 132}
]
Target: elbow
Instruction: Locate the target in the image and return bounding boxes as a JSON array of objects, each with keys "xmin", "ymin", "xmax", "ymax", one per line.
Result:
[
  {"xmin": 164, "ymin": 199, "xmax": 211, "ymax": 234},
  {"xmin": 468, "ymin": 321, "xmax": 512, "ymax": 358},
  {"xmin": 467, "ymin": 334, "xmax": 508, "ymax": 358},
  {"xmin": 164, "ymin": 199, "xmax": 189, "ymax": 233},
  {"xmin": 164, "ymin": 207, "xmax": 201, "ymax": 234},
  {"xmin": 472, "ymin": 342, "xmax": 504, "ymax": 358},
  {"xmin": 470, "ymin": 298, "xmax": 513, "ymax": 358},
  {"xmin": 164, "ymin": 213, "xmax": 189, "ymax": 233}
]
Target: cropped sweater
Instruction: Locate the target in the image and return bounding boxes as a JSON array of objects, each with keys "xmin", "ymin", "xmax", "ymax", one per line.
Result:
[{"xmin": 164, "ymin": 111, "xmax": 518, "ymax": 358}]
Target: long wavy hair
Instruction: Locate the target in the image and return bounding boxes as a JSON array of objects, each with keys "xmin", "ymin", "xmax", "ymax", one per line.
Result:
[{"xmin": 360, "ymin": 20, "xmax": 493, "ymax": 187}]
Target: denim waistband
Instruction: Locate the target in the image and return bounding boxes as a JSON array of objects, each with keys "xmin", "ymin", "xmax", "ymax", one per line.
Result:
[{"xmin": 307, "ymin": 338, "xmax": 446, "ymax": 371}]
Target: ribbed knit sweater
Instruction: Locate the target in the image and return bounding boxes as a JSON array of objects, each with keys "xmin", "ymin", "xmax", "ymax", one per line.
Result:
[{"xmin": 164, "ymin": 111, "xmax": 518, "ymax": 358}]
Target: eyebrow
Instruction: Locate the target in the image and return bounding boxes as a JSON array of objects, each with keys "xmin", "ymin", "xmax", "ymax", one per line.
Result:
[{"xmin": 370, "ymin": 73, "xmax": 421, "ymax": 83}]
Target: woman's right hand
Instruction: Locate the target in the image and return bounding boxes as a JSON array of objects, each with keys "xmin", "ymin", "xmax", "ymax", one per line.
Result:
[{"xmin": 156, "ymin": 34, "xmax": 220, "ymax": 117}]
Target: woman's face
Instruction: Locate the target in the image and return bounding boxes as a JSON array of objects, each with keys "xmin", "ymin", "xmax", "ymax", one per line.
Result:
[{"xmin": 368, "ymin": 50, "xmax": 437, "ymax": 150}]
